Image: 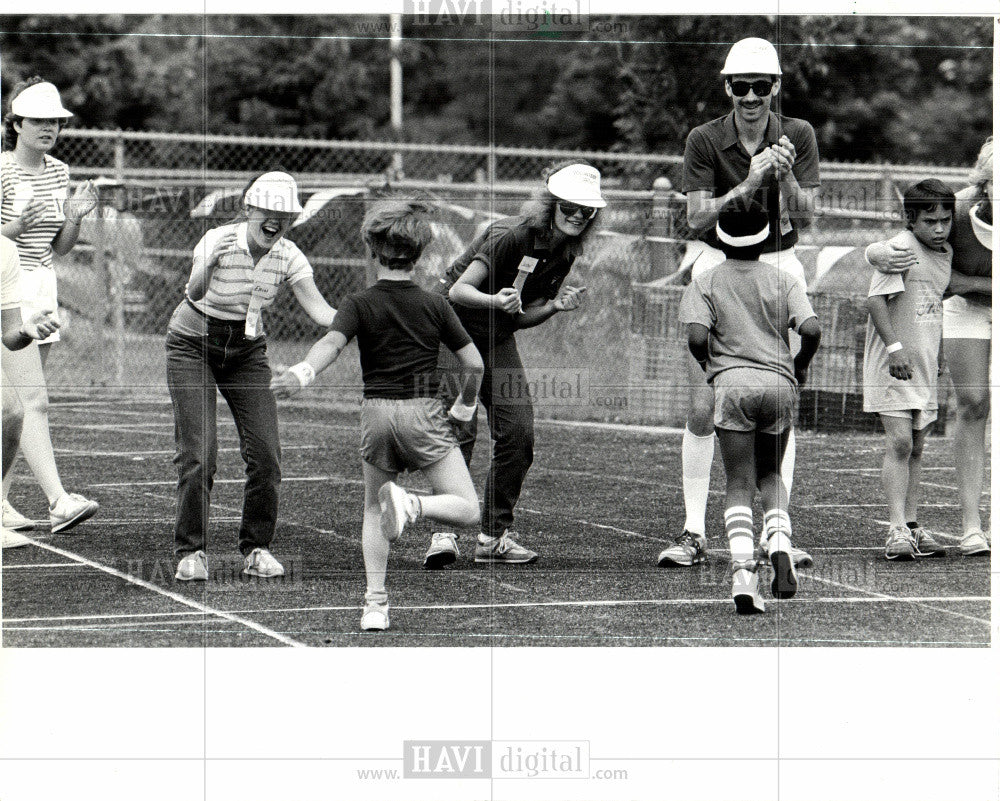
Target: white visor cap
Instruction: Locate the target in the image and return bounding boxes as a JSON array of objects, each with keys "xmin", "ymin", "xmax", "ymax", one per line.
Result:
[
  {"xmin": 970, "ymin": 204, "xmax": 993, "ymax": 251},
  {"xmin": 721, "ymin": 38, "xmax": 782, "ymax": 76},
  {"xmin": 546, "ymin": 164, "xmax": 607, "ymax": 209},
  {"xmin": 11, "ymin": 82, "xmax": 74, "ymax": 119},
  {"xmin": 243, "ymin": 171, "xmax": 304, "ymax": 214}
]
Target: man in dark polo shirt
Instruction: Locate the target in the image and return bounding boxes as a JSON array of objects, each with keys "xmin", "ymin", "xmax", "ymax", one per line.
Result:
[
  {"xmin": 658, "ymin": 37, "xmax": 820, "ymax": 570},
  {"xmin": 426, "ymin": 161, "xmax": 602, "ymax": 568}
]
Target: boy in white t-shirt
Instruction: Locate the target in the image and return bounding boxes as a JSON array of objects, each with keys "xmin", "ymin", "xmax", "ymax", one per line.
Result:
[{"xmin": 863, "ymin": 179, "xmax": 955, "ymax": 561}]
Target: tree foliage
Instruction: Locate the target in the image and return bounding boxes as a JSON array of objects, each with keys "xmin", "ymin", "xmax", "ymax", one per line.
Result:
[{"xmin": 0, "ymin": 14, "xmax": 991, "ymax": 165}]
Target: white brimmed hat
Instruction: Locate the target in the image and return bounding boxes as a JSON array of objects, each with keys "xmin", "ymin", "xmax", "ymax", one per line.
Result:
[
  {"xmin": 721, "ymin": 38, "xmax": 782, "ymax": 76},
  {"xmin": 243, "ymin": 171, "xmax": 303, "ymax": 214},
  {"xmin": 546, "ymin": 163, "xmax": 607, "ymax": 208},
  {"xmin": 11, "ymin": 82, "xmax": 73, "ymax": 119},
  {"xmin": 970, "ymin": 203, "xmax": 992, "ymax": 251}
]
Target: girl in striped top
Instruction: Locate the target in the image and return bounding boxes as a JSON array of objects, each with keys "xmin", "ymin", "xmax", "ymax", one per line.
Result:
[
  {"xmin": 166, "ymin": 171, "xmax": 337, "ymax": 582},
  {"xmin": 0, "ymin": 77, "xmax": 101, "ymax": 535}
]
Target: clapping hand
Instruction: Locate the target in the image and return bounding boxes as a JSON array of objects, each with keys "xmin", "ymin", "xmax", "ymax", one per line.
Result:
[
  {"xmin": 270, "ymin": 369, "xmax": 302, "ymax": 399},
  {"xmin": 553, "ymin": 285, "xmax": 587, "ymax": 312},
  {"xmin": 770, "ymin": 135, "xmax": 797, "ymax": 179},
  {"xmin": 64, "ymin": 180, "xmax": 98, "ymax": 223},
  {"xmin": 493, "ymin": 287, "xmax": 523, "ymax": 314}
]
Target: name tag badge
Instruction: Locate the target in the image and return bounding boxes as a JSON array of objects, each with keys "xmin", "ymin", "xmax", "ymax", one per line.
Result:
[
  {"xmin": 245, "ymin": 307, "xmax": 261, "ymax": 339},
  {"xmin": 513, "ymin": 256, "xmax": 539, "ymax": 293}
]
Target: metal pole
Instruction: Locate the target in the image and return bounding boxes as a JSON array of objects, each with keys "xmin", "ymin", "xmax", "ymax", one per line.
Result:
[{"xmin": 390, "ymin": 14, "xmax": 404, "ymax": 178}]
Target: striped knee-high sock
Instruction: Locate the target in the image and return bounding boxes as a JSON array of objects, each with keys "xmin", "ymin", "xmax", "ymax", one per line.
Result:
[
  {"xmin": 724, "ymin": 506, "xmax": 755, "ymax": 564},
  {"xmin": 763, "ymin": 508, "xmax": 792, "ymax": 555}
]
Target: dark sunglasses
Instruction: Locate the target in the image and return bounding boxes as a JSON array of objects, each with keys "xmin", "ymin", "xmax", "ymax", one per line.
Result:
[
  {"xmin": 728, "ymin": 79, "xmax": 775, "ymax": 98},
  {"xmin": 557, "ymin": 201, "xmax": 598, "ymax": 220}
]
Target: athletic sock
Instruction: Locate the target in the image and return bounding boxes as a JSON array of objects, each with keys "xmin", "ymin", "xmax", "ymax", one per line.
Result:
[
  {"xmin": 724, "ymin": 506, "xmax": 755, "ymax": 564},
  {"xmin": 763, "ymin": 508, "xmax": 792, "ymax": 555},
  {"xmin": 780, "ymin": 427, "xmax": 796, "ymax": 498},
  {"xmin": 682, "ymin": 428, "xmax": 715, "ymax": 535},
  {"xmin": 478, "ymin": 533, "xmax": 498, "ymax": 545}
]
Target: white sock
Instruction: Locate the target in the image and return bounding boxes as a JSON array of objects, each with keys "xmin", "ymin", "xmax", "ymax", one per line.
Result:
[
  {"xmin": 478, "ymin": 532, "xmax": 498, "ymax": 545},
  {"xmin": 764, "ymin": 509, "xmax": 792, "ymax": 555},
  {"xmin": 780, "ymin": 428, "xmax": 796, "ymax": 498},
  {"xmin": 724, "ymin": 506, "xmax": 755, "ymax": 563},
  {"xmin": 682, "ymin": 428, "xmax": 715, "ymax": 535}
]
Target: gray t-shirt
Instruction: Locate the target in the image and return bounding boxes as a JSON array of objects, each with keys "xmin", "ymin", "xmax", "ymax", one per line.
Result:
[
  {"xmin": 679, "ymin": 258, "xmax": 817, "ymax": 384},
  {"xmin": 862, "ymin": 230, "xmax": 952, "ymax": 414}
]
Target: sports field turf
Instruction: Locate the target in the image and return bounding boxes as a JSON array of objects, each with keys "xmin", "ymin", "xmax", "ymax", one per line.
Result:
[{"xmin": 1, "ymin": 394, "xmax": 990, "ymax": 648}]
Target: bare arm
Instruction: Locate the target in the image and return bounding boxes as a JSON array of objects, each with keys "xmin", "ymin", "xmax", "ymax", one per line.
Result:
[
  {"xmin": 686, "ymin": 323, "xmax": 710, "ymax": 370},
  {"xmin": 52, "ymin": 181, "xmax": 99, "ymax": 256},
  {"xmin": 0, "ymin": 306, "xmax": 60, "ymax": 351},
  {"xmin": 270, "ymin": 330, "xmax": 349, "ymax": 398},
  {"xmin": 686, "ymin": 151, "xmax": 775, "ymax": 234},
  {"xmin": 948, "ymin": 271, "xmax": 992, "ymax": 296},
  {"xmin": 793, "ymin": 316, "xmax": 822, "ymax": 385},
  {"xmin": 453, "ymin": 341, "xmax": 484, "ymax": 406},
  {"xmin": 291, "ymin": 277, "xmax": 337, "ymax": 327},
  {"xmin": 449, "ymin": 259, "xmax": 521, "ymax": 313},
  {"xmin": 865, "ymin": 240, "xmax": 918, "ymax": 275},
  {"xmin": 866, "ymin": 294, "xmax": 912, "ymax": 380}
]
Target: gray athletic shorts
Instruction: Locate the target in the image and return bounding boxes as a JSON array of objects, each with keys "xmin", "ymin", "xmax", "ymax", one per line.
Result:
[
  {"xmin": 360, "ymin": 397, "xmax": 458, "ymax": 473},
  {"xmin": 713, "ymin": 367, "xmax": 796, "ymax": 434}
]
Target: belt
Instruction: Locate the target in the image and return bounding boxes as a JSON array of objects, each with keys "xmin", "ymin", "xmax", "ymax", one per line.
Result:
[{"xmin": 185, "ymin": 297, "xmax": 245, "ymax": 328}]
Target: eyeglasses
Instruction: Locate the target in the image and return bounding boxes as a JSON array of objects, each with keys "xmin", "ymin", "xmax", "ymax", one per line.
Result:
[
  {"xmin": 557, "ymin": 201, "xmax": 598, "ymax": 220},
  {"xmin": 728, "ymin": 79, "xmax": 775, "ymax": 98}
]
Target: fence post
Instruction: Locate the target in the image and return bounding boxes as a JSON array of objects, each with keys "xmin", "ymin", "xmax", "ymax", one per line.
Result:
[
  {"xmin": 113, "ymin": 129, "xmax": 126, "ymax": 182},
  {"xmin": 109, "ymin": 129, "xmax": 126, "ymax": 384}
]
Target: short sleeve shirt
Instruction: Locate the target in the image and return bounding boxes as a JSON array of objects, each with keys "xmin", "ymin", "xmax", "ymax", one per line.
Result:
[
  {"xmin": 682, "ymin": 111, "xmax": 820, "ymax": 253},
  {"xmin": 949, "ymin": 185, "xmax": 991, "ymax": 307},
  {"xmin": 187, "ymin": 222, "xmax": 313, "ymax": 327},
  {"xmin": 862, "ymin": 230, "xmax": 952, "ymax": 414},
  {"xmin": 333, "ymin": 279, "xmax": 473, "ymax": 399},
  {"xmin": 441, "ymin": 215, "xmax": 576, "ymax": 342},
  {"xmin": 1, "ymin": 151, "xmax": 70, "ymax": 271},
  {"xmin": 1, "ymin": 235, "xmax": 22, "ymax": 310},
  {"xmin": 679, "ymin": 258, "xmax": 817, "ymax": 384}
]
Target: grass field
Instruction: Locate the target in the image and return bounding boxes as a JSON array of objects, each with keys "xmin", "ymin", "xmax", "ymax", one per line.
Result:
[{"xmin": 0, "ymin": 393, "xmax": 991, "ymax": 648}]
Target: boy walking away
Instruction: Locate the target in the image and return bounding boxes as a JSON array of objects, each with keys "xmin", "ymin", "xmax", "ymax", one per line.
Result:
[
  {"xmin": 863, "ymin": 179, "xmax": 955, "ymax": 562},
  {"xmin": 272, "ymin": 199, "xmax": 483, "ymax": 632},
  {"xmin": 680, "ymin": 199, "xmax": 821, "ymax": 615}
]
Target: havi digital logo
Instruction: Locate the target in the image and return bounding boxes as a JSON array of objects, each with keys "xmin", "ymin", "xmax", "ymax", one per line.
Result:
[{"xmin": 403, "ymin": 740, "xmax": 492, "ymax": 778}]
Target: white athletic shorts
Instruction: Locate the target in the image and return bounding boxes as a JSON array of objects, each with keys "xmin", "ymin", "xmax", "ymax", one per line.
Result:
[
  {"xmin": 690, "ymin": 242, "xmax": 807, "ymax": 287},
  {"xmin": 942, "ymin": 295, "xmax": 991, "ymax": 340},
  {"xmin": 19, "ymin": 267, "xmax": 60, "ymax": 344},
  {"xmin": 879, "ymin": 407, "xmax": 938, "ymax": 431}
]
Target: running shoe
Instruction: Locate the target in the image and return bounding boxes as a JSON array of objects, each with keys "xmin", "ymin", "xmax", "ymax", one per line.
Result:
[
  {"xmin": 884, "ymin": 526, "xmax": 917, "ymax": 561},
  {"xmin": 474, "ymin": 531, "xmax": 538, "ymax": 564},
  {"xmin": 175, "ymin": 550, "xmax": 208, "ymax": 581},
  {"xmin": 424, "ymin": 532, "xmax": 459, "ymax": 569},
  {"xmin": 243, "ymin": 547, "xmax": 285, "ymax": 578},
  {"xmin": 656, "ymin": 531, "xmax": 707, "ymax": 567}
]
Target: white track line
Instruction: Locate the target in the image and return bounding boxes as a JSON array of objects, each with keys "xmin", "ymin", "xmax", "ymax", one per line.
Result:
[
  {"xmin": 91, "ymin": 475, "xmax": 364, "ymax": 489},
  {"xmin": 535, "ymin": 419, "xmax": 684, "ymax": 436},
  {"xmin": 2, "ymin": 562, "xmax": 87, "ymax": 570},
  {"xmin": 15, "ymin": 539, "xmax": 306, "ymax": 647},
  {"xmin": 4, "ymin": 594, "xmax": 991, "ymax": 625},
  {"xmin": 55, "ymin": 445, "xmax": 321, "ymax": 457},
  {"xmin": 800, "ymin": 574, "xmax": 990, "ymax": 625}
]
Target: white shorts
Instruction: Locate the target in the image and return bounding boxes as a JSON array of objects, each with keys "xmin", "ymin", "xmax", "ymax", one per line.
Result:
[
  {"xmin": 942, "ymin": 295, "xmax": 991, "ymax": 340},
  {"xmin": 879, "ymin": 408, "xmax": 938, "ymax": 431},
  {"xmin": 19, "ymin": 267, "xmax": 60, "ymax": 344},
  {"xmin": 691, "ymin": 243, "xmax": 807, "ymax": 287}
]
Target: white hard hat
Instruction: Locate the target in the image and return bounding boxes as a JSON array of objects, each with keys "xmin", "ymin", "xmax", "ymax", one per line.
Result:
[
  {"xmin": 10, "ymin": 82, "xmax": 73, "ymax": 119},
  {"xmin": 720, "ymin": 38, "xmax": 782, "ymax": 76},
  {"xmin": 243, "ymin": 171, "xmax": 303, "ymax": 214},
  {"xmin": 970, "ymin": 203, "xmax": 992, "ymax": 251},
  {"xmin": 546, "ymin": 163, "xmax": 607, "ymax": 208}
]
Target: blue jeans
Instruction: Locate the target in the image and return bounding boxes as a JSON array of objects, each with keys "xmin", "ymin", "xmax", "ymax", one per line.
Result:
[{"xmin": 165, "ymin": 325, "xmax": 281, "ymax": 558}]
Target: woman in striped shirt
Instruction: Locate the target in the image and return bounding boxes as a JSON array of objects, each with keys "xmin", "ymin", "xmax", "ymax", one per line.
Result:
[
  {"xmin": 0, "ymin": 77, "xmax": 100, "ymax": 535},
  {"xmin": 166, "ymin": 171, "xmax": 337, "ymax": 582}
]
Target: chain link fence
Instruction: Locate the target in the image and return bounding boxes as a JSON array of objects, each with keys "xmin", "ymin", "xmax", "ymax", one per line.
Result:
[{"xmin": 38, "ymin": 129, "xmax": 972, "ymax": 430}]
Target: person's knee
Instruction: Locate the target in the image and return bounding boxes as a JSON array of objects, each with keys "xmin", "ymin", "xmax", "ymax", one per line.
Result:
[
  {"xmin": 687, "ymin": 397, "xmax": 715, "ymax": 437},
  {"xmin": 885, "ymin": 431, "xmax": 913, "ymax": 461},
  {"xmin": 17, "ymin": 385, "xmax": 49, "ymax": 417},
  {"xmin": 459, "ymin": 498, "xmax": 481, "ymax": 528},
  {"xmin": 2, "ymin": 389, "xmax": 23, "ymax": 437},
  {"xmin": 956, "ymin": 388, "xmax": 990, "ymax": 423}
]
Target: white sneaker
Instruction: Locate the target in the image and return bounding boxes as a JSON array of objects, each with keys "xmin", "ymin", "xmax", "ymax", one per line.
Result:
[
  {"xmin": 49, "ymin": 493, "xmax": 99, "ymax": 534},
  {"xmin": 378, "ymin": 482, "xmax": 418, "ymax": 543},
  {"xmin": 243, "ymin": 547, "xmax": 285, "ymax": 578},
  {"xmin": 361, "ymin": 596, "xmax": 390, "ymax": 631},
  {"xmin": 3, "ymin": 499, "xmax": 35, "ymax": 531},
  {"xmin": 960, "ymin": 530, "xmax": 991, "ymax": 557},
  {"xmin": 175, "ymin": 550, "xmax": 208, "ymax": 581},
  {"xmin": 424, "ymin": 532, "xmax": 459, "ymax": 569},
  {"xmin": 2, "ymin": 526, "xmax": 31, "ymax": 549}
]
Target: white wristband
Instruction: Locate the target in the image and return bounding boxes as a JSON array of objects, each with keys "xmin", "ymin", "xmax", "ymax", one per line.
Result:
[
  {"xmin": 886, "ymin": 342, "xmax": 903, "ymax": 354},
  {"xmin": 449, "ymin": 397, "xmax": 477, "ymax": 422},
  {"xmin": 288, "ymin": 361, "xmax": 316, "ymax": 388}
]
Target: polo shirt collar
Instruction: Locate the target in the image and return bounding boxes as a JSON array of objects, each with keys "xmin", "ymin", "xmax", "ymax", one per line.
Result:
[
  {"xmin": 721, "ymin": 110, "xmax": 783, "ymax": 151},
  {"xmin": 235, "ymin": 222, "xmax": 252, "ymax": 253}
]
